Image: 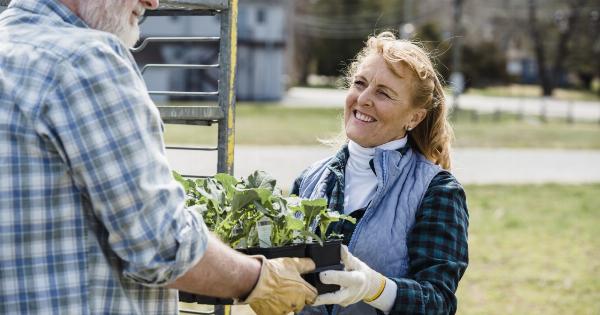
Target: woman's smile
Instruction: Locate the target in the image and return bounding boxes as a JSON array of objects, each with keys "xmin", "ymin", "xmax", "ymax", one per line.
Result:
[{"xmin": 353, "ymin": 110, "xmax": 377, "ymax": 123}]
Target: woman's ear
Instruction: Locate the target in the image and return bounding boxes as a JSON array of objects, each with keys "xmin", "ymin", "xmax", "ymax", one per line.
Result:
[{"xmin": 409, "ymin": 108, "xmax": 428, "ymax": 129}]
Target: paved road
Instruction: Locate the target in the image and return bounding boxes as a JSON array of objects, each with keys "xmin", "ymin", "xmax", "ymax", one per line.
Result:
[
  {"xmin": 166, "ymin": 146, "xmax": 600, "ymax": 188},
  {"xmin": 282, "ymin": 87, "xmax": 600, "ymax": 122}
]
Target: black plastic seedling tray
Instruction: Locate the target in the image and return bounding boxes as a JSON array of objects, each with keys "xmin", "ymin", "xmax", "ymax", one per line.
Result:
[
  {"xmin": 179, "ymin": 241, "xmax": 343, "ymax": 304},
  {"xmin": 302, "ymin": 263, "xmax": 344, "ymax": 294},
  {"xmin": 247, "ymin": 244, "xmax": 307, "ymax": 259},
  {"xmin": 305, "ymin": 239, "xmax": 342, "ymax": 267},
  {"xmin": 179, "ymin": 291, "xmax": 234, "ymax": 305}
]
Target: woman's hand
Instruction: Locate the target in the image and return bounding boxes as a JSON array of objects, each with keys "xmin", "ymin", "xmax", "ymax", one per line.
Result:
[{"xmin": 313, "ymin": 246, "xmax": 387, "ymax": 307}]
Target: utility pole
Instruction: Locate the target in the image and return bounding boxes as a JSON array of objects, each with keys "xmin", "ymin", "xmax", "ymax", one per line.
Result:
[
  {"xmin": 451, "ymin": 0, "xmax": 464, "ymax": 114},
  {"xmin": 401, "ymin": 0, "xmax": 414, "ymax": 39}
]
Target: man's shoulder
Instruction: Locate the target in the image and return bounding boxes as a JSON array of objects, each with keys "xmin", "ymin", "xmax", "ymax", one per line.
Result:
[{"xmin": 0, "ymin": 11, "xmax": 126, "ymax": 64}]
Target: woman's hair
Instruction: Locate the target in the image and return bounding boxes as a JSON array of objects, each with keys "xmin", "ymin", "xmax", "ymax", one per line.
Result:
[{"xmin": 345, "ymin": 31, "xmax": 454, "ymax": 170}]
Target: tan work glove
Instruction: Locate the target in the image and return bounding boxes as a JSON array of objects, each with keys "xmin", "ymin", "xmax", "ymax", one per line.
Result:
[
  {"xmin": 238, "ymin": 256, "xmax": 317, "ymax": 315},
  {"xmin": 313, "ymin": 245, "xmax": 387, "ymax": 307}
]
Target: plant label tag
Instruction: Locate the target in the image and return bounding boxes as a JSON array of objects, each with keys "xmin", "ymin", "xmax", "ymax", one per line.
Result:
[
  {"xmin": 256, "ymin": 217, "xmax": 272, "ymax": 248},
  {"xmin": 292, "ymin": 231, "xmax": 302, "ymax": 244}
]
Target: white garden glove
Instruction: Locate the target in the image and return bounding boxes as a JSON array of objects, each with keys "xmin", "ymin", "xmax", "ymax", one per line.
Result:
[{"xmin": 313, "ymin": 245, "xmax": 389, "ymax": 307}]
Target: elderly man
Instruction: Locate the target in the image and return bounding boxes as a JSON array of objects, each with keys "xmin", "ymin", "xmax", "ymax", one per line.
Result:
[{"xmin": 0, "ymin": 0, "xmax": 316, "ymax": 314}]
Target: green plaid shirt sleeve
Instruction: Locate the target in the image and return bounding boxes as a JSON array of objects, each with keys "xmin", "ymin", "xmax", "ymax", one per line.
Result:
[{"xmin": 390, "ymin": 171, "xmax": 469, "ymax": 315}]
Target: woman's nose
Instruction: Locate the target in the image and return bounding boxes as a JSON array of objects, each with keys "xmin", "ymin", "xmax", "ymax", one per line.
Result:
[
  {"xmin": 356, "ymin": 87, "xmax": 374, "ymax": 107},
  {"xmin": 141, "ymin": 0, "xmax": 160, "ymax": 10}
]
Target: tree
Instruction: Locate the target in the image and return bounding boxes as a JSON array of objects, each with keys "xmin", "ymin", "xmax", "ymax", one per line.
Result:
[
  {"xmin": 566, "ymin": 6, "xmax": 600, "ymax": 92},
  {"xmin": 414, "ymin": 23, "xmax": 508, "ymax": 89},
  {"xmin": 292, "ymin": 0, "xmax": 406, "ymax": 84},
  {"xmin": 528, "ymin": 0, "xmax": 588, "ymax": 96}
]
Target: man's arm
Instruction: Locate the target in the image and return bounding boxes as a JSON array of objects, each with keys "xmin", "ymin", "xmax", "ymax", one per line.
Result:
[
  {"xmin": 44, "ymin": 41, "xmax": 208, "ymax": 286},
  {"xmin": 44, "ymin": 41, "xmax": 317, "ymax": 314},
  {"xmin": 169, "ymin": 233, "xmax": 319, "ymax": 315},
  {"xmin": 168, "ymin": 234, "xmax": 261, "ymax": 299}
]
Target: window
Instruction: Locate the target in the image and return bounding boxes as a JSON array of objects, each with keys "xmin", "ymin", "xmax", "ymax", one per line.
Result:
[{"xmin": 257, "ymin": 8, "xmax": 266, "ymax": 24}]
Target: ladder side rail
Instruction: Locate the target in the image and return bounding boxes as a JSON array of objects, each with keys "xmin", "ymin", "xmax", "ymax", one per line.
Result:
[{"xmin": 216, "ymin": 0, "xmax": 237, "ymax": 175}]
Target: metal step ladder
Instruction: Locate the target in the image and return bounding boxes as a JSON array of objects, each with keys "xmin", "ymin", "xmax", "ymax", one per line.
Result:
[
  {"xmin": 1, "ymin": 0, "xmax": 238, "ymax": 177},
  {"xmin": 134, "ymin": 1, "xmax": 239, "ymax": 314},
  {"xmin": 137, "ymin": 0, "xmax": 238, "ymax": 177}
]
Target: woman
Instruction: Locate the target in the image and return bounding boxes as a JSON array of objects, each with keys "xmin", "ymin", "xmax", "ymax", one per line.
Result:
[{"xmin": 292, "ymin": 32, "xmax": 469, "ymax": 315}]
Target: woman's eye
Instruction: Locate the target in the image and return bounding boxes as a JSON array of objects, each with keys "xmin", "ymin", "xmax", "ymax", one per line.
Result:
[
  {"xmin": 353, "ymin": 80, "xmax": 365, "ymax": 87},
  {"xmin": 378, "ymin": 90, "xmax": 390, "ymax": 98}
]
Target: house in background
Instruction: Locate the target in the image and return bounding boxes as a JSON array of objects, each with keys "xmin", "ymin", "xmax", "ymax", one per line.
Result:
[{"xmin": 137, "ymin": 0, "xmax": 290, "ymax": 103}]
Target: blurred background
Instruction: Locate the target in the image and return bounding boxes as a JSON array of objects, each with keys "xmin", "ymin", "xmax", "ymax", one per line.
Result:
[
  {"xmin": 132, "ymin": 1, "xmax": 600, "ymax": 314},
  {"xmin": 136, "ymin": 0, "xmax": 600, "ymax": 102}
]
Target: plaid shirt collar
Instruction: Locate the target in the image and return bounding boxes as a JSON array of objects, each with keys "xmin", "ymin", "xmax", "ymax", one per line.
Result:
[{"xmin": 9, "ymin": 0, "xmax": 88, "ymax": 28}]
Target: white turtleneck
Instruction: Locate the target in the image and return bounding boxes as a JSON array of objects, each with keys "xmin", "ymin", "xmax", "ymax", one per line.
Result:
[{"xmin": 343, "ymin": 137, "xmax": 407, "ymax": 215}]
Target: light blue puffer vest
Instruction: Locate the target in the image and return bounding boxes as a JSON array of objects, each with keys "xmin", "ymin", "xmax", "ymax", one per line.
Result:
[{"xmin": 298, "ymin": 146, "xmax": 442, "ymax": 315}]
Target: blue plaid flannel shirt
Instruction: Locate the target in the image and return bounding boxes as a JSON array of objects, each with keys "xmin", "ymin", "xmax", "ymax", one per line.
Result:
[{"xmin": 0, "ymin": 1, "xmax": 208, "ymax": 314}]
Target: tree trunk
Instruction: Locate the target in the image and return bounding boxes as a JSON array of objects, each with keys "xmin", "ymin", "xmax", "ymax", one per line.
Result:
[
  {"xmin": 551, "ymin": 0, "xmax": 587, "ymax": 89},
  {"xmin": 292, "ymin": 0, "xmax": 312, "ymax": 86},
  {"xmin": 528, "ymin": 0, "xmax": 554, "ymax": 96}
]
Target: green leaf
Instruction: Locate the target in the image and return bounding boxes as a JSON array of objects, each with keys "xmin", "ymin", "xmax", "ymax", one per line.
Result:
[
  {"xmin": 285, "ymin": 215, "xmax": 305, "ymax": 231},
  {"xmin": 232, "ymin": 189, "xmax": 261, "ymax": 212},
  {"xmin": 301, "ymin": 199, "xmax": 328, "ymax": 217},
  {"xmin": 301, "ymin": 198, "xmax": 328, "ymax": 229},
  {"xmin": 172, "ymin": 171, "xmax": 195, "ymax": 194},
  {"xmin": 337, "ymin": 213, "xmax": 356, "ymax": 224},
  {"xmin": 255, "ymin": 188, "xmax": 273, "ymax": 205},
  {"xmin": 199, "ymin": 179, "xmax": 225, "ymax": 206},
  {"xmin": 214, "ymin": 173, "xmax": 239, "ymax": 199},
  {"xmin": 317, "ymin": 211, "xmax": 356, "ymax": 236},
  {"xmin": 245, "ymin": 170, "xmax": 277, "ymax": 191},
  {"xmin": 252, "ymin": 200, "xmax": 273, "ymax": 216}
]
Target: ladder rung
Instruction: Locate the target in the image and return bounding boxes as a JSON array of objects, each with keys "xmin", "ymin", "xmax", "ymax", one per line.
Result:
[
  {"xmin": 131, "ymin": 37, "xmax": 220, "ymax": 53},
  {"xmin": 157, "ymin": 105, "xmax": 223, "ymax": 121},
  {"xmin": 141, "ymin": 64, "xmax": 219, "ymax": 74},
  {"xmin": 160, "ymin": 0, "xmax": 228, "ymax": 10},
  {"xmin": 166, "ymin": 146, "xmax": 218, "ymax": 151},
  {"xmin": 145, "ymin": 9, "xmax": 219, "ymax": 17},
  {"xmin": 150, "ymin": 91, "xmax": 218, "ymax": 97}
]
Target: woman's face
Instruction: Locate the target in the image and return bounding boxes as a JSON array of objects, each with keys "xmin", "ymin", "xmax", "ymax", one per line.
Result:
[{"xmin": 344, "ymin": 54, "xmax": 426, "ymax": 148}]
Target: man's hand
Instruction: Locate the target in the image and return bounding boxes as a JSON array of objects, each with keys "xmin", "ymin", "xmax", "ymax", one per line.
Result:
[
  {"xmin": 239, "ymin": 256, "xmax": 317, "ymax": 315},
  {"xmin": 313, "ymin": 246, "xmax": 387, "ymax": 307}
]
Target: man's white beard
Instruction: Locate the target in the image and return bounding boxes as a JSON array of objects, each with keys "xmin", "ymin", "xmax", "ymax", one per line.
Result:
[{"xmin": 79, "ymin": 0, "xmax": 142, "ymax": 48}]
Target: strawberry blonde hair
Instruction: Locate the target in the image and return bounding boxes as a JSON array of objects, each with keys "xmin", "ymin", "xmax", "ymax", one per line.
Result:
[{"xmin": 346, "ymin": 31, "xmax": 454, "ymax": 170}]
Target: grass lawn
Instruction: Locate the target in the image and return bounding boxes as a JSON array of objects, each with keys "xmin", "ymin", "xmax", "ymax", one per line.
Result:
[
  {"xmin": 164, "ymin": 104, "xmax": 600, "ymax": 149},
  {"xmin": 451, "ymin": 109, "xmax": 600, "ymax": 149},
  {"xmin": 458, "ymin": 184, "xmax": 600, "ymax": 315},
  {"xmin": 465, "ymin": 84, "xmax": 600, "ymax": 102},
  {"xmin": 164, "ymin": 104, "xmax": 345, "ymax": 146}
]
